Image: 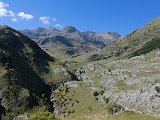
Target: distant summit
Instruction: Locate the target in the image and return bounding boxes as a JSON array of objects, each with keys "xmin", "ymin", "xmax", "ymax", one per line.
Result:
[
  {"xmin": 20, "ymin": 26, "xmax": 121, "ymax": 57},
  {"xmin": 63, "ymin": 26, "xmax": 79, "ymax": 33},
  {"xmin": 90, "ymin": 18, "xmax": 160, "ymax": 60},
  {"xmin": 107, "ymin": 32, "xmax": 121, "ymax": 39}
]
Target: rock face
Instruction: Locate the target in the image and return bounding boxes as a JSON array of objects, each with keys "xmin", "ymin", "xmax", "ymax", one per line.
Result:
[
  {"xmin": 76, "ymin": 50, "xmax": 160, "ymax": 116},
  {"xmin": 20, "ymin": 26, "xmax": 121, "ymax": 56}
]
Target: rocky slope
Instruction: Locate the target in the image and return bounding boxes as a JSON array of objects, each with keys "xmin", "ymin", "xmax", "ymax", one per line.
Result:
[
  {"xmin": 72, "ymin": 19, "xmax": 160, "ymax": 117},
  {"xmin": 20, "ymin": 26, "xmax": 120, "ymax": 57},
  {"xmin": 76, "ymin": 50, "xmax": 160, "ymax": 117}
]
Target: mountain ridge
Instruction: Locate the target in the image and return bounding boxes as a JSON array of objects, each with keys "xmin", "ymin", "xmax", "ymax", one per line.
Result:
[
  {"xmin": 89, "ymin": 18, "xmax": 160, "ymax": 61},
  {"xmin": 20, "ymin": 26, "xmax": 121, "ymax": 57}
]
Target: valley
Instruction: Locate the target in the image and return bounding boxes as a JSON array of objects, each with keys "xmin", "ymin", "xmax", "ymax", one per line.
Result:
[{"xmin": 0, "ymin": 19, "xmax": 160, "ymax": 120}]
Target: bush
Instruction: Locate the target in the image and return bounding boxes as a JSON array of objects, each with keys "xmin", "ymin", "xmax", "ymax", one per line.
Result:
[
  {"xmin": 5, "ymin": 65, "xmax": 10, "ymax": 70},
  {"xmin": 99, "ymin": 90, "xmax": 105, "ymax": 95},
  {"xmin": 93, "ymin": 91, "xmax": 99, "ymax": 97},
  {"xmin": 154, "ymin": 86, "xmax": 160, "ymax": 93},
  {"xmin": 103, "ymin": 97, "xmax": 109, "ymax": 103},
  {"xmin": 28, "ymin": 112, "xmax": 58, "ymax": 120},
  {"xmin": 106, "ymin": 102, "xmax": 123, "ymax": 114},
  {"xmin": 108, "ymin": 68, "xmax": 112, "ymax": 72}
]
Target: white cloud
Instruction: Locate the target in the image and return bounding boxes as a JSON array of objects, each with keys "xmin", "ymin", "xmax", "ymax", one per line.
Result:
[
  {"xmin": 11, "ymin": 18, "xmax": 17, "ymax": 22},
  {"xmin": 55, "ymin": 24, "xmax": 63, "ymax": 28},
  {"xmin": 0, "ymin": 1, "xmax": 62, "ymax": 25},
  {"xmin": 8, "ymin": 10, "xmax": 17, "ymax": 22},
  {"xmin": 0, "ymin": 1, "xmax": 8, "ymax": 8},
  {"xmin": 53, "ymin": 17, "xmax": 56, "ymax": 22},
  {"xmin": 0, "ymin": 1, "xmax": 17, "ymax": 22},
  {"xmin": 39, "ymin": 16, "xmax": 58, "ymax": 25},
  {"xmin": 0, "ymin": 8, "xmax": 7, "ymax": 17},
  {"xmin": 18, "ymin": 12, "xmax": 34, "ymax": 20},
  {"xmin": 39, "ymin": 16, "xmax": 50, "ymax": 25},
  {"xmin": 8, "ymin": 11, "xmax": 14, "ymax": 17},
  {"xmin": 0, "ymin": 1, "xmax": 9, "ymax": 17}
]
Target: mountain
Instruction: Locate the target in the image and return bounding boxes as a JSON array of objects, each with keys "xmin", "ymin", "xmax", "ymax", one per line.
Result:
[
  {"xmin": 1, "ymin": 18, "xmax": 160, "ymax": 120},
  {"xmin": 20, "ymin": 26, "xmax": 121, "ymax": 57},
  {"xmin": 89, "ymin": 18, "xmax": 160, "ymax": 61},
  {"xmin": 69, "ymin": 19, "xmax": 160, "ymax": 118},
  {"xmin": 0, "ymin": 25, "xmax": 55, "ymax": 119}
]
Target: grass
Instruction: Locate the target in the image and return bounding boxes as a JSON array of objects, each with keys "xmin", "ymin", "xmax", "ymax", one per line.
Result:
[
  {"xmin": 42, "ymin": 62, "xmax": 69, "ymax": 84},
  {"xmin": 116, "ymin": 80, "xmax": 137, "ymax": 91},
  {"xmin": 28, "ymin": 112, "xmax": 58, "ymax": 120},
  {"xmin": 63, "ymin": 112, "xmax": 160, "ymax": 120},
  {"xmin": 93, "ymin": 75, "xmax": 102, "ymax": 88},
  {"xmin": 54, "ymin": 81, "xmax": 107, "ymax": 118}
]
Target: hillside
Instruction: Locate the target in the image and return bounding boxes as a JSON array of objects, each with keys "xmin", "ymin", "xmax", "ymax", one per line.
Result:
[
  {"xmin": 20, "ymin": 26, "xmax": 120, "ymax": 58},
  {"xmin": 47, "ymin": 19, "xmax": 160, "ymax": 119},
  {"xmin": 89, "ymin": 18, "xmax": 160, "ymax": 61},
  {"xmin": 0, "ymin": 25, "xmax": 64, "ymax": 120}
]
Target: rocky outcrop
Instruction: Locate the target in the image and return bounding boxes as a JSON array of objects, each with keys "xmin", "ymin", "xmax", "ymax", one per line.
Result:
[{"xmin": 75, "ymin": 50, "xmax": 160, "ymax": 117}]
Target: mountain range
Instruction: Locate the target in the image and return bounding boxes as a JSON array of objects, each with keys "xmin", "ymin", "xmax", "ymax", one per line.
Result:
[{"xmin": 20, "ymin": 26, "xmax": 120, "ymax": 57}]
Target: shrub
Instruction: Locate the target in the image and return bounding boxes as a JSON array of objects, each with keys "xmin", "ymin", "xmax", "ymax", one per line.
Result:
[
  {"xmin": 99, "ymin": 90, "xmax": 105, "ymax": 95},
  {"xmin": 154, "ymin": 86, "xmax": 160, "ymax": 93},
  {"xmin": 108, "ymin": 68, "xmax": 112, "ymax": 72},
  {"xmin": 5, "ymin": 65, "xmax": 10, "ymax": 70},
  {"xmin": 93, "ymin": 91, "xmax": 99, "ymax": 97},
  {"xmin": 106, "ymin": 102, "xmax": 123, "ymax": 114},
  {"xmin": 103, "ymin": 97, "xmax": 109, "ymax": 103},
  {"xmin": 95, "ymin": 97, "xmax": 99, "ymax": 101},
  {"xmin": 28, "ymin": 112, "xmax": 57, "ymax": 120}
]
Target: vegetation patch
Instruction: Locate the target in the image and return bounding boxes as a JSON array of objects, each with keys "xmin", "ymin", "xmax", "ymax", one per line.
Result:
[
  {"xmin": 106, "ymin": 102, "xmax": 124, "ymax": 114},
  {"xmin": 53, "ymin": 81, "xmax": 106, "ymax": 118},
  {"xmin": 154, "ymin": 86, "xmax": 160, "ymax": 93},
  {"xmin": 116, "ymin": 80, "xmax": 137, "ymax": 91},
  {"xmin": 28, "ymin": 112, "xmax": 58, "ymax": 120}
]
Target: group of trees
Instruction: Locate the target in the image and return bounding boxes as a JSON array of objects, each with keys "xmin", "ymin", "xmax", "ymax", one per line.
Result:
[{"xmin": 0, "ymin": 50, "xmax": 10, "ymax": 63}]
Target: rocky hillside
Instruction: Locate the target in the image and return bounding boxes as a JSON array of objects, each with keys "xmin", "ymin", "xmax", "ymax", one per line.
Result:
[
  {"xmin": 76, "ymin": 50, "xmax": 160, "ymax": 117},
  {"xmin": 67, "ymin": 19, "xmax": 160, "ymax": 118},
  {"xmin": 0, "ymin": 25, "xmax": 56, "ymax": 119},
  {"xmin": 1, "ymin": 18, "xmax": 160, "ymax": 120},
  {"xmin": 89, "ymin": 18, "xmax": 160, "ymax": 61},
  {"xmin": 20, "ymin": 26, "xmax": 120, "ymax": 57}
]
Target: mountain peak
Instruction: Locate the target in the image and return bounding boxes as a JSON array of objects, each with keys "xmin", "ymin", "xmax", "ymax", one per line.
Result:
[
  {"xmin": 0, "ymin": 25, "xmax": 15, "ymax": 31},
  {"xmin": 145, "ymin": 18, "xmax": 160, "ymax": 28},
  {"xmin": 63, "ymin": 26, "xmax": 79, "ymax": 33},
  {"xmin": 107, "ymin": 32, "xmax": 121, "ymax": 38},
  {"xmin": 36, "ymin": 27, "xmax": 46, "ymax": 31}
]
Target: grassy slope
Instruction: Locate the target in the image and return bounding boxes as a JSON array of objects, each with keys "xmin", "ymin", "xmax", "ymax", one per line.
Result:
[
  {"xmin": 91, "ymin": 18, "xmax": 160, "ymax": 61},
  {"xmin": 63, "ymin": 112, "xmax": 160, "ymax": 120},
  {"xmin": 53, "ymin": 79, "xmax": 160, "ymax": 120},
  {"xmin": 53, "ymin": 81, "xmax": 106, "ymax": 118}
]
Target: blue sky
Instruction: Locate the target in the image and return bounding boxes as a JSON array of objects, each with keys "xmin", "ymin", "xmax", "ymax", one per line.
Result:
[{"xmin": 0, "ymin": 0, "xmax": 160, "ymax": 35}]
